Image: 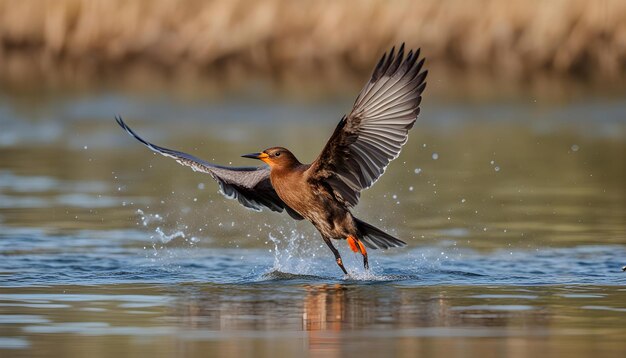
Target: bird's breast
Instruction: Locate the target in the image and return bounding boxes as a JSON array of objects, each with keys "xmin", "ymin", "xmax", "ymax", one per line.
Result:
[
  {"xmin": 271, "ymin": 167, "xmax": 353, "ymax": 236},
  {"xmin": 270, "ymin": 168, "xmax": 313, "ymax": 214}
]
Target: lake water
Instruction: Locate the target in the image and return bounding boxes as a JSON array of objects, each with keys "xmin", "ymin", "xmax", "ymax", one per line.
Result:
[{"xmin": 0, "ymin": 77, "xmax": 625, "ymax": 357}]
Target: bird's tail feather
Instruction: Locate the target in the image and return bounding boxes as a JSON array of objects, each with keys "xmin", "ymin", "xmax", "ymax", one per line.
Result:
[{"xmin": 355, "ymin": 218, "xmax": 406, "ymax": 250}]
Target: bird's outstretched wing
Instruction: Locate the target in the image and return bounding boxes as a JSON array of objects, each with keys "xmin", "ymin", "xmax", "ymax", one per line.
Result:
[
  {"xmin": 115, "ymin": 116, "xmax": 303, "ymax": 220},
  {"xmin": 307, "ymin": 44, "xmax": 427, "ymax": 207}
]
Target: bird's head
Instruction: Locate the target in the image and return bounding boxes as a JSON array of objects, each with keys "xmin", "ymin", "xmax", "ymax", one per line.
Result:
[{"xmin": 242, "ymin": 147, "xmax": 300, "ymax": 169}]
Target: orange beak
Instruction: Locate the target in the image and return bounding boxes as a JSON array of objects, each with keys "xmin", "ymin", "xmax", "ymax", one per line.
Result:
[{"xmin": 242, "ymin": 152, "xmax": 271, "ymax": 164}]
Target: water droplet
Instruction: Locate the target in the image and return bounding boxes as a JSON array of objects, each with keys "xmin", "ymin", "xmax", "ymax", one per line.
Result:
[
  {"xmin": 571, "ymin": 144, "xmax": 579, "ymax": 152},
  {"xmin": 490, "ymin": 160, "xmax": 495, "ymax": 165},
  {"xmin": 193, "ymin": 198, "xmax": 197, "ymax": 202},
  {"xmin": 461, "ymin": 198, "xmax": 466, "ymax": 203},
  {"xmin": 494, "ymin": 166, "xmax": 500, "ymax": 172},
  {"xmin": 83, "ymin": 145, "xmax": 88, "ymax": 150},
  {"xmin": 392, "ymin": 194, "xmax": 397, "ymax": 199},
  {"xmin": 432, "ymin": 153, "xmax": 439, "ymax": 160},
  {"xmin": 198, "ymin": 183, "xmax": 205, "ymax": 189},
  {"xmin": 409, "ymin": 186, "xmax": 414, "ymax": 191},
  {"xmin": 414, "ymin": 168, "xmax": 422, "ymax": 174}
]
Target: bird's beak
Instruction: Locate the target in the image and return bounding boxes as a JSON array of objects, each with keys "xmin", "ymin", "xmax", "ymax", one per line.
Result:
[{"xmin": 241, "ymin": 152, "xmax": 269, "ymax": 160}]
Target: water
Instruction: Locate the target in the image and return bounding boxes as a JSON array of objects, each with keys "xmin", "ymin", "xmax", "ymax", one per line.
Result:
[{"xmin": 0, "ymin": 80, "xmax": 625, "ymax": 357}]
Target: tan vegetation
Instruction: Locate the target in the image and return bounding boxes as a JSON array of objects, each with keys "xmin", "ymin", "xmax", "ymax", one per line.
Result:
[{"xmin": 0, "ymin": 0, "xmax": 625, "ymax": 83}]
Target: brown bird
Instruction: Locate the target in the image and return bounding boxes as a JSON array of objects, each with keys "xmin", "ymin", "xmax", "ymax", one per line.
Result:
[{"xmin": 116, "ymin": 44, "xmax": 427, "ymax": 275}]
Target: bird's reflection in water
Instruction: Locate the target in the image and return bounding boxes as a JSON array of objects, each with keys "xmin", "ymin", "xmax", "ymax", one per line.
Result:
[
  {"xmin": 300, "ymin": 283, "xmax": 450, "ymax": 354},
  {"xmin": 301, "ymin": 283, "xmax": 453, "ymax": 331},
  {"xmin": 302, "ymin": 284, "xmax": 349, "ymax": 355},
  {"xmin": 166, "ymin": 283, "xmax": 555, "ymax": 356},
  {"xmin": 303, "ymin": 284, "xmax": 348, "ymax": 330}
]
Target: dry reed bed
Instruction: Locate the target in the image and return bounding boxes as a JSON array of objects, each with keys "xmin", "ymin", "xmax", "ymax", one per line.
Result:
[{"xmin": 0, "ymin": 0, "xmax": 625, "ymax": 80}]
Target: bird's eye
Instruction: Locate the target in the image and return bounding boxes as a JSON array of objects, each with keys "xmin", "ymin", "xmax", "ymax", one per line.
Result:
[{"xmin": 275, "ymin": 152, "xmax": 281, "ymax": 157}]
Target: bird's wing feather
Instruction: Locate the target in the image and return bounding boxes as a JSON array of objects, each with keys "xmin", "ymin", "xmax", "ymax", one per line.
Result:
[
  {"xmin": 115, "ymin": 116, "xmax": 304, "ymax": 220},
  {"xmin": 308, "ymin": 44, "xmax": 427, "ymax": 207}
]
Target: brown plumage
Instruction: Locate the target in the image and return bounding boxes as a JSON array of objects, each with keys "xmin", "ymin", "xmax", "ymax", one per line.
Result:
[{"xmin": 116, "ymin": 44, "xmax": 427, "ymax": 275}]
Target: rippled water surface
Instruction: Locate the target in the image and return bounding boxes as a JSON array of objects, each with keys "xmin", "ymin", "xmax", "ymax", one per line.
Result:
[{"xmin": 0, "ymin": 81, "xmax": 625, "ymax": 357}]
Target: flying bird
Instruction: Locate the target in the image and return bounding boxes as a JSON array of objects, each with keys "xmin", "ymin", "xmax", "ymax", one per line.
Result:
[{"xmin": 116, "ymin": 44, "xmax": 427, "ymax": 275}]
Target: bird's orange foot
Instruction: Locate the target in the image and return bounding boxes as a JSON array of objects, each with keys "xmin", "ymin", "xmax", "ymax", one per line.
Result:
[
  {"xmin": 347, "ymin": 235, "xmax": 359, "ymax": 252},
  {"xmin": 347, "ymin": 235, "xmax": 369, "ymax": 270},
  {"xmin": 347, "ymin": 235, "xmax": 367, "ymax": 255},
  {"xmin": 357, "ymin": 240, "xmax": 367, "ymax": 256}
]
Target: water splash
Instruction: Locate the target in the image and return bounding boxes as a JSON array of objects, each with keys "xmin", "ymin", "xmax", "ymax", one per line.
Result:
[
  {"xmin": 268, "ymin": 230, "xmax": 321, "ymax": 275},
  {"xmin": 135, "ymin": 209, "xmax": 199, "ymax": 245},
  {"xmin": 133, "ymin": 209, "xmax": 201, "ymax": 269},
  {"xmin": 153, "ymin": 227, "xmax": 185, "ymax": 244},
  {"xmin": 136, "ymin": 209, "xmax": 163, "ymax": 227},
  {"xmin": 263, "ymin": 230, "xmax": 421, "ymax": 281}
]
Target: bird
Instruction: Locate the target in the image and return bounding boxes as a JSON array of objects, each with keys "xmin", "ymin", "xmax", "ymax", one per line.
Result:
[{"xmin": 115, "ymin": 44, "xmax": 427, "ymax": 275}]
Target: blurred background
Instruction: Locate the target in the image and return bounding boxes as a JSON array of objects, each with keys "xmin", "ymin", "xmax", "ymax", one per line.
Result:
[
  {"xmin": 2, "ymin": 0, "xmax": 626, "ymax": 95},
  {"xmin": 0, "ymin": 1, "xmax": 625, "ymax": 357}
]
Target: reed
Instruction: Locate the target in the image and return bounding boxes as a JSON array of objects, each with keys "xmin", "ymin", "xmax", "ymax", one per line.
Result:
[{"xmin": 0, "ymin": 0, "xmax": 624, "ymax": 81}]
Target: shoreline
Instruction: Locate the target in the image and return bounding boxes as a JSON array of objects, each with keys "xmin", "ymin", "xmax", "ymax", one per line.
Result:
[{"xmin": 1, "ymin": 0, "xmax": 624, "ymax": 83}]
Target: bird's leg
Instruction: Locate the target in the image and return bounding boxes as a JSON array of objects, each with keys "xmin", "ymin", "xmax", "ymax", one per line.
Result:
[
  {"xmin": 347, "ymin": 235, "xmax": 369, "ymax": 270},
  {"xmin": 360, "ymin": 242, "xmax": 369, "ymax": 270},
  {"xmin": 323, "ymin": 237, "xmax": 348, "ymax": 275}
]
